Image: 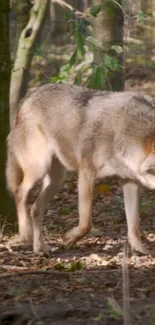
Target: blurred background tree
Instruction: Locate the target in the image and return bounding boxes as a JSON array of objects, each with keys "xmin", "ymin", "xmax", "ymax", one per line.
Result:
[
  {"xmin": 92, "ymin": 0, "xmax": 124, "ymax": 90},
  {"xmin": 0, "ymin": 0, "xmax": 13, "ymax": 231}
]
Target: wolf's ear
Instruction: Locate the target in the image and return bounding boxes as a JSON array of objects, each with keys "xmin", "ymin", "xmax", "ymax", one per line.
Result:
[{"xmin": 144, "ymin": 136, "xmax": 155, "ymax": 155}]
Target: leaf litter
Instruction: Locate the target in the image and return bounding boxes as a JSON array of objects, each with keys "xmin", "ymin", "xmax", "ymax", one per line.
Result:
[{"xmin": 1, "ymin": 172, "xmax": 155, "ymax": 324}]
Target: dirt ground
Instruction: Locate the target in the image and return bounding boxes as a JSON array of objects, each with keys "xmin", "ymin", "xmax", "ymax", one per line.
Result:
[
  {"xmin": 1, "ymin": 172, "xmax": 155, "ymax": 325},
  {"xmin": 1, "ymin": 78, "xmax": 155, "ymax": 325}
]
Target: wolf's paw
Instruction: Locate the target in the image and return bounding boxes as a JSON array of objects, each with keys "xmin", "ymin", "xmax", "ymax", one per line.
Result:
[
  {"xmin": 129, "ymin": 234, "xmax": 148, "ymax": 255},
  {"xmin": 33, "ymin": 242, "xmax": 51, "ymax": 257},
  {"xmin": 63, "ymin": 225, "xmax": 91, "ymax": 247}
]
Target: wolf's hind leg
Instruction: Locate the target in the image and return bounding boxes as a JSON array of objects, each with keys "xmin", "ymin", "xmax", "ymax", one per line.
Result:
[
  {"xmin": 31, "ymin": 157, "xmax": 66, "ymax": 254},
  {"xmin": 15, "ymin": 172, "xmax": 36, "ymax": 243}
]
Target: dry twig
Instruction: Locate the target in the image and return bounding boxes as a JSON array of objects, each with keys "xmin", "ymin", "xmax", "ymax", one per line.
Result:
[{"xmin": 122, "ymin": 242, "xmax": 130, "ymax": 325}]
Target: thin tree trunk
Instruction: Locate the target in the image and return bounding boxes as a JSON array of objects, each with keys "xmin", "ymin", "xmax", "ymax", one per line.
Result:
[
  {"xmin": 140, "ymin": 0, "xmax": 155, "ymax": 65},
  {"xmin": 0, "ymin": 0, "xmax": 15, "ymax": 230},
  {"xmin": 93, "ymin": 0, "xmax": 125, "ymax": 91},
  {"xmin": 10, "ymin": 0, "xmax": 50, "ymax": 129},
  {"xmin": 141, "ymin": 0, "xmax": 154, "ymax": 14},
  {"xmin": 11, "ymin": 0, "xmax": 33, "ymax": 56}
]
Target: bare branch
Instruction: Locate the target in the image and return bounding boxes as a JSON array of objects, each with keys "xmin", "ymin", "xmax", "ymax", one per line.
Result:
[
  {"xmin": 122, "ymin": 242, "xmax": 130, "ymax": 325},
  {"xmin": 52, "ymin": 0, "xmax": 88, "ymax": 17}
]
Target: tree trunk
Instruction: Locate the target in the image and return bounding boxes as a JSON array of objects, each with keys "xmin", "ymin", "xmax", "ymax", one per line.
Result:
[
  {"xmin": 93, "ymin": 0, "xmax": 125, "ymax": 91},
  {"xmin": 0, "ymin": 0, "xmax": 15, "ymax": 230},
  {"xmin": 141, "ymin": 0, "xmax": 154, "ymax": 14},
  {"xmin": 11, "ymin": 0, "xmax": 33, "ymax": 56},
  {"xmin": 10, "ymin": 0, "xmax": 50, "ymax": 129},
  {"xmin": 140, "ymin": 0, "xmax": 155, "ymax": 64}
]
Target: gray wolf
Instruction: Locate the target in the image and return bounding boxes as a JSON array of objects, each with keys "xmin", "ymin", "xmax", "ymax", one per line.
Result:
[{"xmin": 6, "ymin": 83, "xmax": 155, "ymax": 254}]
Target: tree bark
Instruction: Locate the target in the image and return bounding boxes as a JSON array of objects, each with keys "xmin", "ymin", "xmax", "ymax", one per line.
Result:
[
  {"xmin": 0, "ymin": 0, "xmax": 15, "ymax": 230},
  {"xmin": 10, "ymin": 0, "xmax": 50, "ymax": 129},
  {"xmin": 141, "ymin": 0, "xmax": 154, "ymax": 14},
  {"xmin": 11, "ymin": 0, "xmax": 33, "ymax": 56},
  {"xmin": 140, "ymin": 0, "xmax": 155, "ymax": 64},
  {"xmin": 93, "ymin": 0, "xmax": 125, "ymax": 91}
]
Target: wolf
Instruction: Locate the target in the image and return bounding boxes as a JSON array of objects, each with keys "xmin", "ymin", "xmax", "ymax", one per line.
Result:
[{"xmin": 6, "ymin": 83, "xmax": 155, "ymax": 254}]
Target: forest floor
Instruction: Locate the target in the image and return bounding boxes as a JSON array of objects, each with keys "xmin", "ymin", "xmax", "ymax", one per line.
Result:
[{"xmin": 1, "ymin": 78, "xmax": 155, "ymax": 325}]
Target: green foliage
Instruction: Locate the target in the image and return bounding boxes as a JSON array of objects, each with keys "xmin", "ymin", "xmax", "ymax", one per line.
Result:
[
  {"xmin": 50, "ymin": 5, "xmax": 123, "ymax": 90},
  {"xmin": 54, "ymin": 260, "xmax": 83, "ymax": 272},
  {"xmin": 137, "ymin": 12, "xmax": 155, "ymax": 21},
  {"xmin": 50, "ymin": 63, "xmax": 70, "ymax": 83},
  {"xmin": 137, "ymin": 12, "xmax": 145, "ymax": 22},
  {"xmin": 68, "ymin": 261, "xmax": 83, "ymax": 272},
  {"xmin": 107, "ymin": 298, "xmax": 122, "ymax": 319},
  {"xmin": 86, "ymin": 36, "xmax": 105, "ymax": 51},
  {"xmin": 87, "ymin": 63, "xmax": 105, "ymax": 90},
  {"xmin": 89, "ymin": 4, "xmax": 102, "ymax": 17},
  {"xmin": 104, "ymin": 54, "xmax": 121, "ymax": 71},
  {"xmin": 106, "ymin": 6, "xmax": 115, "ymax": 18},
  {"xmin": 55, "ymin": 262, "xmax": 65, "ymax": 270},
  {"xmin": 69, "ymin": 49, "xmax": 78, "ymax": 67},
  {"xmin": 86, "ymin": 53, "xmax": 122, "ymax": 90},
  {"xmin": 75, "ymin": 30, "xmax": 85, "ymax": 56},
  {"xmin": 67, "ymin": 14, "xmax": 89, "ymax": 59},
  {"xmin": 111, "ymin": 45, "xmax": 123, "ymax": 54},
  {"xmin": 50, "ymin": 0, "xmax": 153, "ymax": 89},
  {"xmin": 31, "ymin": 1, "xmax": 155, "ymax": 91},
  {"xmin": 74, "ymin": 70, "xmax": 82, "ymax": 85}
]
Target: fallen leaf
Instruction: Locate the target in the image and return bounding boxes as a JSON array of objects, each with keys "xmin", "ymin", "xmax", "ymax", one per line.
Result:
[{"xmin": 95, "ymin": 184, "xmax": 111, "ymax": 193}]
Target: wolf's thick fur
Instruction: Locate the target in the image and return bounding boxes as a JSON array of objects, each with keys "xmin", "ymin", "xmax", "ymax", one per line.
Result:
[{"xmin": 6, "ymin": 83, "xmax": 155, "ymax": 254}]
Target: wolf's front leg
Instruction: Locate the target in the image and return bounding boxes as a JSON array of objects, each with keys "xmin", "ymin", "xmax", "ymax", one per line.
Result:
[
  {"xmin": 122, "ymin": 181, "xmax": 146, "ymax": 253},
  {"xmin": 64, "ymin": 168, "xmax": 95, "ymax": 246}
]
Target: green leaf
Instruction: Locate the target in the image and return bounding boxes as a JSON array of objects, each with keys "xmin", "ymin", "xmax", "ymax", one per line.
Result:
[
  {"xmin": 107, "ymin": 298, "xmax": 122, "ymax": 319},
  {"xmin": 50, "ymin": 75, "xmax": 65, "ymax": 83},
  {"xmin": 106, "ymin": 7, "xmax": 114, "ymax": 17},
  {"xmin": 137, "ymin": 13, "xmax": 145, "ymax": 22},
  {"xmin": 65, "ymin": 9, "xmax": 76, "ymax": 21},
  {"xmin": 50, "ymin": 63, "xmax": 71, "ymax": 84},
  {"xmin": 68, "ymin": 261, "xmax": 83, "ymax": 272},
  {"xmin": 89, "ymin": 4, "xmax": 102, "ymax": 17},
  {"xmin": 75, "ymin": 31, "xmax": 85, "ymax": 56},
  {"xmin": 60, "ymin": 63, "xmax": 70, "ymax": 73},
  {"xmin": 54, "ymin": 262, "xmax": 65, "ymax": 270},
  {"xmin": 74, "ymin": 70, "xmax": 82, "ymax": 85},
  {"xmin": 104, "ymin": 54, "xmax": 119, "ymax": 71},
  {"xmin": 85, "ymin": 36, "xmax": 105, "ymax": 51},
  {"xmin": 77, "ymin": 19, "xmax": 88, "ymax": 35},
  {"xmin": 97, "ymin": 67, "xmax": 105, "ymax": 89},
  {"xmin": 95, "ymin": 184, "xmax": 111, "ymax": 193},
  {"xmin": 88, "ymin": 65, "xmax": 105, "ymax": 90},
  {"xmin": 110, "ymin": 45, "xmax": 123, "ymax": 54},
  {"xmin": 69, "ymin": 49, "xmax": 78, "ymax": 67}
]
